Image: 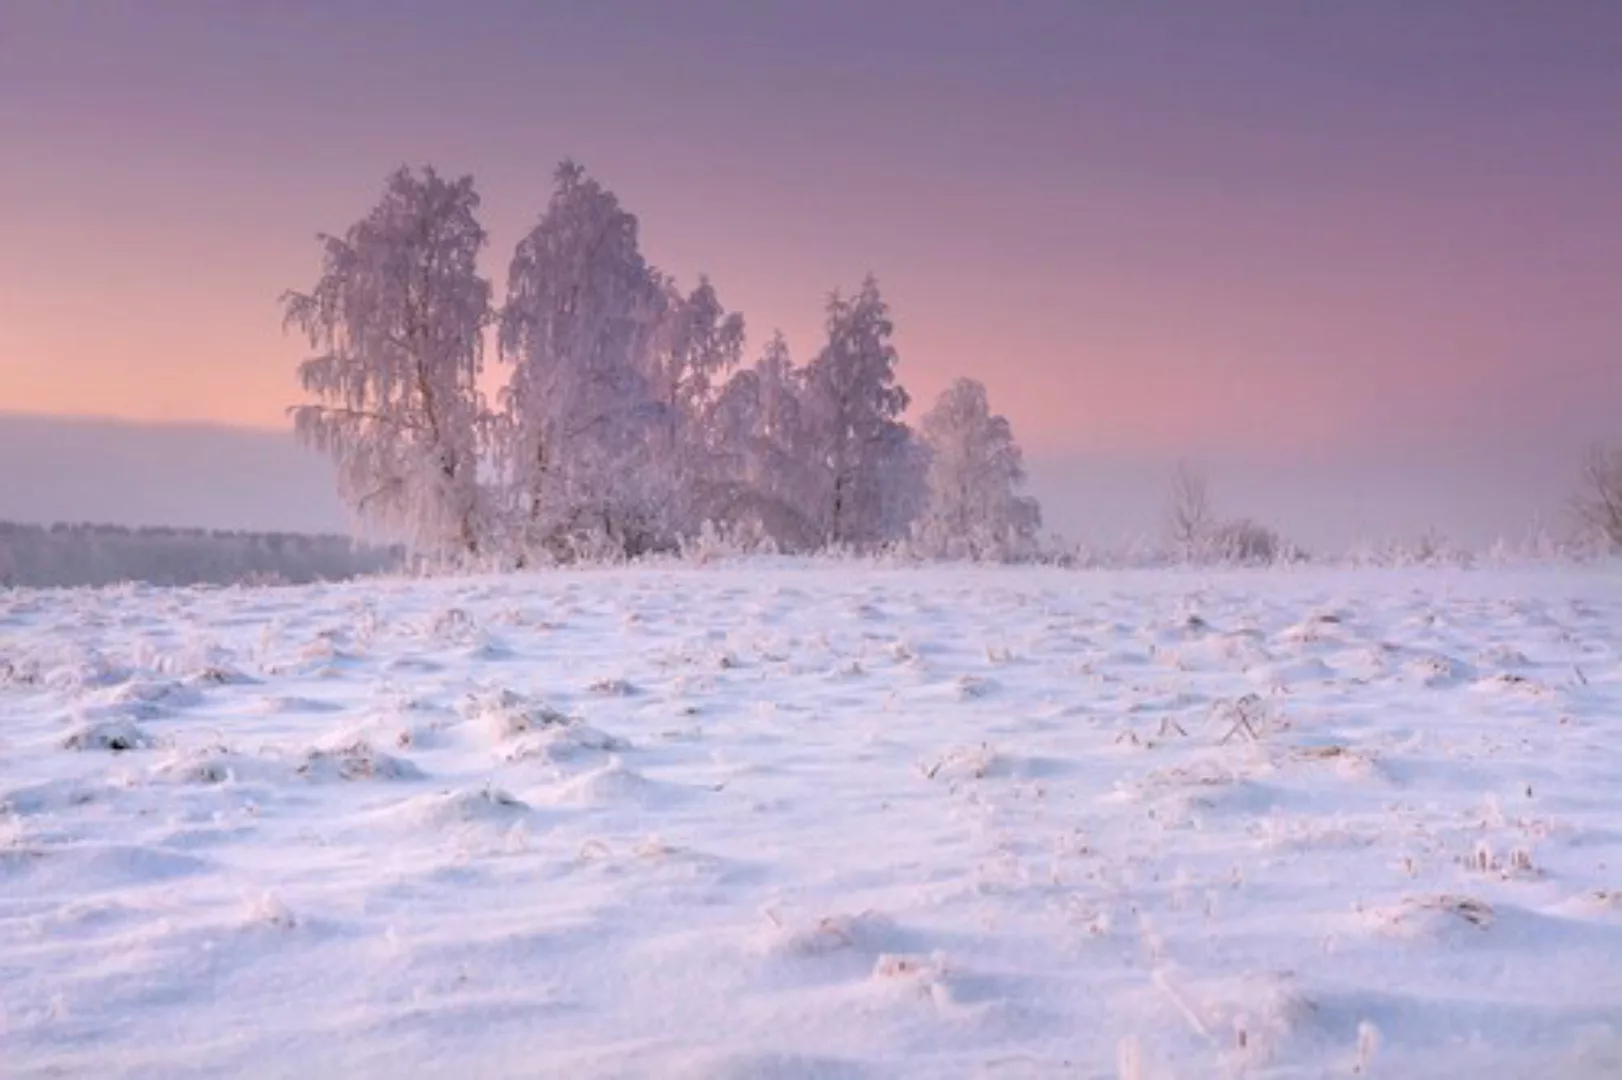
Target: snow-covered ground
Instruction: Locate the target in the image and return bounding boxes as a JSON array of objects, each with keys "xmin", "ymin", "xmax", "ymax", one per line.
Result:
[{"xmin": 2, "ymin": 563, "xmax": 1620, "ymax": 1079}]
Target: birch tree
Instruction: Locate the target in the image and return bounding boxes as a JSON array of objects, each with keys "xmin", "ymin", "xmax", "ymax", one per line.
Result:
[
  {"xmin": 701, "ymin": 332, "xmax": 824, "ymax": 549},
  {"xmin": 800, "ymin": 277, "xmax": 914, "ymax": 548},
  {"xmin": 648, "ymin": 276, "xmax": 746, "ymax": 536},
  {"xmin": 498, "ymin": 161, "xmax": 666, "ymax": 559},
  {"xmin": 1164, "ymin": 462, "xmax": 1289, "ymax": 564},
  {"xmin": 914, "ymin": 377, "xmax": 1041, "ymax": 559},
  {"xmin": 1166, "ymin": 460, "xmax": 1214, "ymax": 561},
  {"xmin": 282, "ymin": 166, "xmax": 492, "ymax": 558}
]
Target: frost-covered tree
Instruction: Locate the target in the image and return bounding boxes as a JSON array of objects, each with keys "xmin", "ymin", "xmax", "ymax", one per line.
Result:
[
  {"xmin": 1162, "ymin": 462, "xmax": 1294, "ymax": 565},
  {"xmin": 799, "ymin": 277, "xmax": 915, "ymax": 548},
  {"xmin": 282, "ymin": 166, "xmax": 492, "ymax": 558},
  {"xmin": 1572, "ymin": 444, "xmax": 1622, "ymax": 552},
  {"xmin": 914, "ymin": 378, "xmax": 1041, "ymax": 560},
  {"xmin": 498, "ymin": 161, "xmax": 667, "ymax": 559},
  {"xmin": 647, "ymin": 276, "xmax": 746, "ymax": 535},
  {"xmin": 1210, "ymin": 518, "xmax": 1284, "ymax": 565},
  {"xmin": 701, "ymin": 332, "xmax": 826, "ymax": 549},
  {"xmin": 751, "ymin": 331, "xmax": 807, "ymax": 477},
  {"xmin": 650, "ymin": 276, "xmax": 746, "ymax": 427},
  {"xmin": 1165, "ymin": 460, "xmax": 1214, "ymax": 561},
  {"xmin": 875, "ymin": 424, "xmax": 931, "ymax": 545}
]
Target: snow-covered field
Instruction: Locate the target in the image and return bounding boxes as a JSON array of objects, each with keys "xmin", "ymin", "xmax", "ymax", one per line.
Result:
[{"xmin": 2, "ymin": 563, "xmax": 1620, "ymax": 1079}]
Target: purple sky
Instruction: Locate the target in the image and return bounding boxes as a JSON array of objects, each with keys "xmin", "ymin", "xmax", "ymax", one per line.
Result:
[{"xmin": 1, "ymin": 1, "xmax": 1619, "ymax": 546}]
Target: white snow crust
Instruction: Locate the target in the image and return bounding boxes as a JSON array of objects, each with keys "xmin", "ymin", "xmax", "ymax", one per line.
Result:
[{"xmin": 2, "ymin": 563, "xmax": 1619, "ymax": 1077}]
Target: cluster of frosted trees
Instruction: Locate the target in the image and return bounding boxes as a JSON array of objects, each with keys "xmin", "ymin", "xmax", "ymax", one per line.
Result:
[{"xmin": 284, "ymin": 164, "xmax": 1041, "ymax": 564}]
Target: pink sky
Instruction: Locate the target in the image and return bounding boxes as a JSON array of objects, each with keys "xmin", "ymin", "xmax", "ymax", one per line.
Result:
[{"xmin": 2, "ymin": 1, "xmax": 1619, "ymax": 541}]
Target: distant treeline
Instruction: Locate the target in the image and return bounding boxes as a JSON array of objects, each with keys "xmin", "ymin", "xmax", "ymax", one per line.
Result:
[{"xmin": 0, "ymin": 521, "xmax": 402, "ymax": 588}]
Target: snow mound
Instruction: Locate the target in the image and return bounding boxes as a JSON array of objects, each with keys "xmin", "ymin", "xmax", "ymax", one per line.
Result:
[
  {"xmin": 1286, "ymin": 740, "xmax": 1387, "ymax": 780},
  {"xmin": 502, "ymin": 722, "xmax": 631, "ymax": 764},
  {"xmin": 62, "ymin": 718, "xmax": 157, "ymax": 753},
  {"xmin": 354, "ymin": 703, "xmax": 459, "ymax": 752},
  {"xmin": 105, "ymin": 677, "xmax": 204, "ymax": 711},
  {"xmin": 1278, "ymin": 613, "xmax": 1348, "ymax": 644},
  {"xmin": 864, "ymin": 950, "xmax": 961, "ymax": 1008},
  {"xmin": 756, "ymin": 909, "xmax": 918, "ymax": 962},
  {"xmin": 242, "ymin": 890, "xmax": 300, "ymax": 931},
  {"xmin": 1364, "ymin": 894, "xmax": 1496, "ymax": 939},
  {"xmin": 1136, "ymin": 969, "xmax": 1339, "ymax": 1073},
  {"xmin": 187, "ymin": 664, "xmax": 260, "ymax": 687},
  {"xmin": 542, "ymin": 757, "xmax": 667, "ymax": 807},
  {"xmin": 0, "ymin": 778, "xmax": 108, "ymax": 817},
  {"xmin": 1545, "ymin": 889, "xmax": 1622, "ymax": 922},
  {"xmin": 1404, "ymin": 653, "xmax": 1476, "ymax": 688},
  {"xmin": 462, "ymin": 688, "xmax": 572, "ymax": 740},
  {"xmin": 295, "ymin": 739, "xmax": 424, "ymax": 782},
  {"xmin": 1469, "ymin": 672, "xmax": 1554, "ymax": 697},
  {"xmin": 44, "ymin": 652, "xmax": 132, "ymax": 693},
  {"xmin": 922, "ymin": 743, "xmax": 1064, "ymax": 782},
  {"xmin": 148, "ymin": 746, "xmax": 287, "ymax": 786},
  {"xmin": 388, "ymin": 786, "xmax": 532, "ymax": 829}
]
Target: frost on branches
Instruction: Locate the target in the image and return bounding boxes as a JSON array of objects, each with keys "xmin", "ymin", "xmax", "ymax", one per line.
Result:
[
  {"xmin": 648, "ymin": 277, "xmax": 747, "ymax": 538},
  {"xmin": 700, "ymin": 334, "xmax": 810, "ymax": 550},
  {"xmin": 914, "ymin": 378, "xmax": 1042, "ymax": 560},
  {"xmin": 799, "ymin": 277, "xmax": 920, "ymax": 549},
  {"xmin": 497, "ymin": 161, "xmax": 670, "ymax": 560},
  {"xmin": 282, "ymin": 159, "xmax": 1051, "ymax": 565},
  {"xmin": 1571, "ymin": 444, "xmax": 1622, "ymax": 553},
  {"xmin": 1162, "ymin": 463, "xmax": 1289, "ymax": 565},
  {"xmin": 282, "ymin": 167, "xmax": 492, "ymax": 558}
]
